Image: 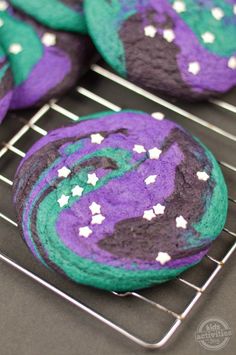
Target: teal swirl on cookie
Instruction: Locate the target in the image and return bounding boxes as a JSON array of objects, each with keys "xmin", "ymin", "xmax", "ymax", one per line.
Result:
[
  {"xmin": 0, "ymin": 45, "xmax": 13, "ymax": 123},
  {"xmin": 13, "ymin": 111, "xmax": 228, "ymax": 291}
]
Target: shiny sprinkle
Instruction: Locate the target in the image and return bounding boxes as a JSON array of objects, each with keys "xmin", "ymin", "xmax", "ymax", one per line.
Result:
[
  {"xmin": 79, "ymin": 226, "xmax": 92, "ymax": 238},
  {"xmin": 91, "ymin": 214, "xmax": 105, "ymax": 225},
  {"xmin": 148, "ymin": 147, "xmax": 162, "ymax": 160},
  {"xmin": 8, "ymin": 43, "xmax": 23, "ymax": 55},
  {"xmin": 176, "ymin": 215, "xmax": 188, "ymax": 229},
  {"xmin": 0, "ymin": 1, "xmax": 8, "ymax": 11},
  {"xmin": 91, "ymin": 133, "xmax": 104, "ymax": 145},
  {"xmin": 172, "ymin": 1, "xmax": 186, "ymax": 13},
  {"xmin": 41, "ymin": 33, "xmax": 56, "ymax": 47},
  {"xmin": 58, "ymin": 166, "xmax": 71, "ymax": 178},
  {"xmin": 145, "ymin": 175, "xmax": 157, "ymax": 185},
  {"xmin": 156, "ymin": 252, "xmax": 171, "ymax": 265},
  {"xmin": 89, "ymin": 202, "xmax": 101, "ymax": 215},
  {"xmin": 87, "ymin": 173, "xmax": 99, "ymax": 186},
  {"xmin": 144, "ymin": 25, "xmax": 157, "ymax": 38},
  {"xmin": 143, "ymin": 209, "xmax": 156, "ymax": 221},
  {"xmin": 228, "ymin": 56, "xmax": 236, "ymax": 70},
  {"xmin": 201, "ymin": 32, "xmax": 215, "ymax": 43},
  {"xmin": 72, "ymin": 185, "xmax": 84, "ymax": 197},
  {"xmin": 152, "ymin": 112, "xmax": 165, "ymax": 120},
  {"xmin": 211, "ymin": 7, "xmax": 224, "ymax": 20},
  {"xmin": 133, "ymin": 144, "xmax": 146, "ymax": 154},
  {"xmin": 57, "ymin": 194, "xmax": 70, "ymax": 208},
  {"xmin": 163, "ymin": 29, "xmax": 175, "ymax": 43},
  {"xmin": 153, "ymin": 203, "xmax": 165, "ymax": 215},
  {"xmin": 188, "ymin": 61, "xmax": 201, "ymax": 75},
  {"xmin": 197, "ymin": 171, "xmax": 210, "ymax": 181}
]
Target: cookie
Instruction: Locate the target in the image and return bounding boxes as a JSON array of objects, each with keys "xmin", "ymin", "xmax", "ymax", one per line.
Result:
[
  {"xmin": 0, "ymin": 5, "xmax": 94, "ymax": 109},
  {"xmin": 0, "ymin": 45, "xmax": 13, "ymax": 123},
  {"xmin": 84, "ymin": 0, "xmax": 236, "ymax": 100},
  {"xmin": 9, "ymin": 0, "xmax": 87, "ymax": 34},
  {"xmin": 13, "ymin": 111, "xmax": 228, "ymax": 292}
]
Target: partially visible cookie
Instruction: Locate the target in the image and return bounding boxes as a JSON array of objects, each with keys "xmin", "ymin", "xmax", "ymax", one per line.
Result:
[
  {"xmin": 9, "ymin": 0, "xmax": 87, "ymax": 33},
  {"xmin": 13, "ymin": 110, "xmax": 228, "ymax": 292},
  {"xmin": 85, "ymin": 0, "xmax": 236, "ymax": 100},
  {"xmin": 0, "ymin": 45, "xmax": 13, "ymax": 123},
  {"xmin": 0, "ymin": 5, "xmax": 94, "ymax": 109}
]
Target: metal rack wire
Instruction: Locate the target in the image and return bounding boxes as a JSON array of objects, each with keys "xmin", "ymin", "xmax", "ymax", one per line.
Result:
[{"xmin": 0, "ymin": 63, "xmax": 235, "ymax": 349}]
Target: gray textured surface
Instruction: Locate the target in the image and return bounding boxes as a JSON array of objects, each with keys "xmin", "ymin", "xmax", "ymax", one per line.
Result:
[{"xmin": 0, "ymin": 64, "xmax": 235, "ymax": 355}]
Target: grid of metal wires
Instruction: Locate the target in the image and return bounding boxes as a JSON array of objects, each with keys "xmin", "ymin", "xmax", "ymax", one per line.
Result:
[{"xmin": 0, "ymin": 63, "xmax": 235, "ymax": 349}]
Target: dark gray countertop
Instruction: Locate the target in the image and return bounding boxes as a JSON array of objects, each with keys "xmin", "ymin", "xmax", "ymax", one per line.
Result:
[{"xmin": 0, "ymin": 63, "xmax": 235, "ymax": 355}]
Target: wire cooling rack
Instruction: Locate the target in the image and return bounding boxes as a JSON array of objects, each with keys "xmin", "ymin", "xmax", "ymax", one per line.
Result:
[{"xmin": 0, "ymin": 62, "xmax": 235, "ymax": 349}]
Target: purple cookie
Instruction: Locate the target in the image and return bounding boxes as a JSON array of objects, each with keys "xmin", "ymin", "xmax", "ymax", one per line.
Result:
[
  {"xmin": 0, "ymin": 5, "xmax": 94, "ymax": 109},
  {"xmin": 13, "ymin": 111, "xmax": 228, "ymax": 291},
  {"xmin": 85, "ymin": 0, "xmax": 236, "ymax": 100},
  {"xmin": 0, "ymin": 46, "xmax": 13, "ymax": 123}
]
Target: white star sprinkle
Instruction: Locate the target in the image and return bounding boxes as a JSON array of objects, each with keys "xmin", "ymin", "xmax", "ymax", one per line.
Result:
[
  {"xmin": 0, "ymin": 19, "xmax": 4, "ymax": 27},
  {"xmin": 152, "ymin": 112, "xmax": 165, "ymax": 120},
  {"xmin": 79, "ymin": 226, "xmax": 92, "ymax": 238},
  {"xmin": 176, "ymin": 215, "xmax": 188, "ymax": 229},
  {"xmin": 188, "ymin": 61, "xmax": 201, "ymax": 75},
  {"xmin": 8, "ymin": 43, "xmax": 23, "ymax": 55},
  {"xmin": 211, "ymin": 7, "xmax": 224, "ymax": 20},
  {"xmin": 172, "ymin": 1, "xmax": 186, "ymax": 13},
  {"xmin": 145, "ymin": 175, "xmax": 157, "ymax": 185},
  {"xmin": 153, "ymin": 203, "xmax": 166, "ymax": 215},
  {"xmin": 156, "ymin": 252, "xmax": 171, "ymax": 265},
  {"xmin": 57, "ymin": 194, "xmax": 70, "ymax": 208},
  {"xmin": 197, "ymin": 171, "xmax": 210, "ymax": 181},
  {"xmin": 133, "ymin": 144, "xmax": 146, "ymax": 154},
  {"xmin": 87, "ymin": 173, "xmax": 99, "ymax": 186},
  {"xmin": 72, "ymin": 185, "xmax": 84, "ymax": 197},
  {"xmin": 148, "ymin": 147, "xmax": 162, "ymax": 160},
  {"xmin": 163, "ymin": 29, "xmax": 175, "ymax": 43},
  {"xmin": 233, "ymin": 5, "xmax": 236, "ymax": 15},
  {"xmin": 201, "ymin": 32, "xmax": 215, "ymax": 44},
  {"xmin": 91, "ymin": 133, "xmax": 104, "ymax": 145},
  {"xmin": 143, "ymin": 209, "xmax": 156, "ymax": 221},
  {"xmin": 58, "ymin": 166, "xmax": 71, "ymax": 178},
  {"xmin": 42, "ymin": 32, "xmax": 56, "ymax": 47},
  {"xmin": 91, "ymin": 214, "xmax": 105, "ymax": 225},
  {"xmin": 228, "ymin": 56, "xmax": 236, "ymax": 70},
  {"xmin": 144, "ymin": 25, "xmax": 157, "ymax": 38},
  {"xmin": 89, "ymin": 202, "xmax": 101, "ymax": 215},
  {"xmin": 0, "ymin": 1, "xmax": 8, "ymax": 11}
]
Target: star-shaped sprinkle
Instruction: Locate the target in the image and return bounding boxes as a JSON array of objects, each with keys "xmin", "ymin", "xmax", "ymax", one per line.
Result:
[
  {"xmin": 91, "ymin": 133, "xmax": 104, "ymax": 145},
  {"xmin": 143, "ymin": 209, "xmax": 156, "ymax": 221},
  {"xmin": 152, "ymin": 112, "xmax": 165, "ymax": 120},
  {"xmin": 87, "ymin": 173, "xmax": 99, "ymax": 186},
  {"xmin": 163, "ymin": 29, "xmax": 175, "ymax": 43},
  {"xmin": 58, "ymin": 166, "xmax": 71, "ymax": 178},
  {"xmin": 201, "ymin": 32, "xmax": 215, "ymax": 44},
  {"xmin": 41, "ymin": 32, "xmax": 56, "ymax": 47},
  {"xmin": 211, "ymin": 7, "xmax": 224, "ymax": 20},
  {"xmin": 72, "ymin": 185, "xmax": 84, "ymax": 197},
  {"xmin": 228, "ymin": 56, "xmax": 236, "ymax": 70},
  {"xmin": 153, "ymin": 203, "xmax": 165, "ymax": 215},
  {"xmin": 197, "ymin": 171, "xmax": 210, "ymax": 181},
  {"xmin": 91, "ymin": 214, "xmax": 105, "ymax": 225},
  {"xmin": 0, "ymin": 18, "xmax": 4, "ymax": 27},
  {"xmin": 0, "ymin": 1, "xmax": 8, "ymax": 11},
  {"xmin": 148, "ymin": 147, "xmax": 162, "ymax": 160},
  {"xmin": 176, "ymin": 215, "xmax": 188, "ymax": 229},
  {"xmin": 156, "ymin": 252, "xmax": 171, "ymax": 265},
  {"xmin": 57, "ymin": 194, "xmax": 70, "ymax": 208},
  {"xmin": 145, "ymin": 175, "xmax": 157, "ymax": 185},
  {"xmin": 8, "ymin": 43, "xmax": 23, "ymax": 55},
  {"xmin": 79, "ymin": 226, "xmax": 92, "ymax": 238},
  {"xmin": 89, "ymin": 202, "xmax": 101, "ymax": 215},
  {"xmin": 188, "ymin": 61, "xmax": 201, "ymax": 75},
  {"xmin": 133, "ymin": 144, "xmax": 146, "ymax": 154},
  {"xmin": 172, "ymin": 1, "xmax": 186, "ymax": 13},
  {"xmin": 234, "ymin": 5, "xmax": 236, "ymax": 15},
  {"xmin": 144, "ymin": 25, "xmax": 157, "ymax": 38}
]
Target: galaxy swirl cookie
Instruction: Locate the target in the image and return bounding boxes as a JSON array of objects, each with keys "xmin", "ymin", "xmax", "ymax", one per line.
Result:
[
  {"xmin": 0, "ymin": 45, "xmax": 13, "ymax": 123},
  {"xmin": 9, "ymin": 0, "xmax": 87, "ymax": 34},
  {"xmin": 85, "ymin": 0, "xmax": 236, "ymax": 100},
  {"xmin": 13, "ymin": 111, "xmax": 228, "ymax": 291},
  {"xmin": 0, "ymin": 5, "xmax": 93, "ymax": 109}
]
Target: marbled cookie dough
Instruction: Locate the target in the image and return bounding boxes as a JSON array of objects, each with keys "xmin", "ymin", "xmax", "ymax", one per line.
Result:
[
  {"xmin": 0, "ymin": 45, "xmax": 12, "ymax": 123},
  {"xmin": 9, "ymin": 0, "xmax": 87, "ymax": 33},
  {"xmin": 85, "ymin": 0, "xmax": 236, "ymax": 100},
  {"xmin": 0, "ymin": 4, "xmax": 94, "ymax": 109},
  {"xmin": 13, "ymin": 111, "xmax": 228, "ymax": 291}
]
